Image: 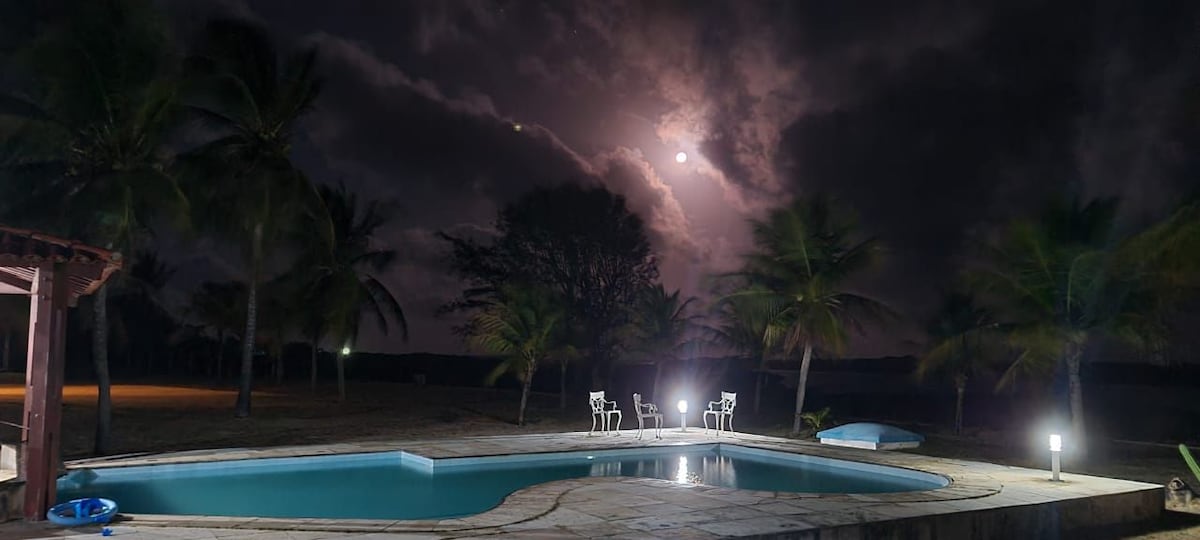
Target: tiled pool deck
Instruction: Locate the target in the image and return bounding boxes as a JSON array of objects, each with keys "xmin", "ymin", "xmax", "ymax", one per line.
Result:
[{"xmin": 4, "ymin": 430, "xmax": 1163, "ymax": 539}]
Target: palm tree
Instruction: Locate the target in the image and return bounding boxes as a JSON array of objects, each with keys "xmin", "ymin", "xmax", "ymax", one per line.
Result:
[
  {"xmin": 180, "ymin": 18, "xmax": 325, "ymax": 417},
  {"xmin": 706, "ymin": 288, "xmax": 786, "ymax": 415},
  {"xmin": 0, "ymin": 0, "xmax": 186, "ymax": 454},
  {"xmin": 465, "ymin": 285, "xmax": 564, "ymax": 427},
  {"xmin": 187, "ymin": 281, "xmax": 245, "ymax": 383},
  {"xmin": 729, "ymin": 196, "xmax": 890, "ymax": 434},
  {"xmin": 626, "ymin": 284, "xmax": 703, "ymax": 403},
  {"xmin": 295, "ymin": 182, "xmax": 407, "ymax": 401},
  {"xmin": 916, "ymin": 292, "xmax": 998, "ymax": 435},
  {"xmin": 109, "ymin": 251, "xmax": 177, "ymax": 377},
  {"xmin": 972, "ymin": 197, "xmax": 1140, "ymax": 445},
  {"xmin": 1115, "ymin": 198, "xmax": 1200, "ymax": 362}
]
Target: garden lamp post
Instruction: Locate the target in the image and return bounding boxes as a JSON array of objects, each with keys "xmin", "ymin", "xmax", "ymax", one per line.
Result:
[
  {"xmin": 1049, "ymin": 433, "xmax": 1062, "ymax": 482},
  {"xmin": 677, "ymin": 400, "xmax": 688, "ymax": 432}
]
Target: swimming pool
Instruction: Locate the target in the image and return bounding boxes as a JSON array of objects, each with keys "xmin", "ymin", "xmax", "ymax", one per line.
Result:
[{"xmin": 57, "ymin": 444, "xmax": 947, "ymax": 520}]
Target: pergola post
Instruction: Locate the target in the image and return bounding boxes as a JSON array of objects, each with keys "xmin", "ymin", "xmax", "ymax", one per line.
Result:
[
  {"xmin": 21, "ymin": 262, "xmax": 69, "ymax": 520},
  {"xmin": 0, "ymin": 225, "xmax": 121, "ymax": 521}
]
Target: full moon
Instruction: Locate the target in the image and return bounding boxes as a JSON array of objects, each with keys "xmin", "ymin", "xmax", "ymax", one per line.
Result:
[{"xmin": 675, "ymin": 151, "xmax": 688, "ymax": 163}]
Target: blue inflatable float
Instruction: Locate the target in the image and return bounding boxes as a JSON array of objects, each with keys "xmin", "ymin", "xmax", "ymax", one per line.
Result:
[
  {"xmin": 47, "ymin": 497, "xmax": 118, "ymax": 526},
  {"xmin": 816, "ymin": 422, "xmax": 924, "ymax": 450}
]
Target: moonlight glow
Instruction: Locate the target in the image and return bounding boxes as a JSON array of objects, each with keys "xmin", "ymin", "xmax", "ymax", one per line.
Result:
[{"xmin": 675, "ymin": 151, "xmax": 688, "ymax": 163}]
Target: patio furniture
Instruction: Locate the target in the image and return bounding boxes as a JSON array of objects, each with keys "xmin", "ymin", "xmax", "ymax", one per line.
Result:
[
  {"xmin": 703, "ymin": 391, "xmax": 737, "ymax": 436},
  {"xmin": 632, "ymin": 393, "xmax": 663, "ymax": 439},
  {"xmin": 816, "ymin": 423, "xmax": 924, "ymax": 450},
  {"xmin": 588, "ymin": 391, "xmax": 622, "ymax": 436}
]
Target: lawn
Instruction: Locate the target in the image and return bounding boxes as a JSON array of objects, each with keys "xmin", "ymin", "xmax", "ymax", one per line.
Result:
[{"xmin": 0, "ymin": 378, "xmax": 1197, "ymax": 538}]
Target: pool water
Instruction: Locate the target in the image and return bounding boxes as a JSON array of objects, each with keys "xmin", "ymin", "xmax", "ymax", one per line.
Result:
[{"xmin": 57, "ymin": 444, "xmax": 945, "ymax": 520}]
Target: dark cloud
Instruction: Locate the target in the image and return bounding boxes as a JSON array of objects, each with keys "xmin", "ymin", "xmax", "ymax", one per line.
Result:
[
  {"xmin": 159, "ymin": 0, "xmax": 1200, "ymax": 355},
  {"xmin": 774, "ymin": 0, "xmax": 1200, "ymax": 327}
]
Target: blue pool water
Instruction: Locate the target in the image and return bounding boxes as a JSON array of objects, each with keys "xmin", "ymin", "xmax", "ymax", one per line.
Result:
[{"xmin": 57, "ymin": 444, "xmax": 946, "ymax": 520}]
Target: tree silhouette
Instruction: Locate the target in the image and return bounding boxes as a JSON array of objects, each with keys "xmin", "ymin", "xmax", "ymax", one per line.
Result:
[
  {"xmin": 180, "ymin": 18, "xmax": 325, "ymax": 417},
  {"xmin": 464, "ymin": 284, "xmax": 565, "ymax": 426},
  {"xmin": 626, "ymin": 284, "xmax": 703, "ymax": 403},
  {"xmin": 916, "ymin": 291, "xmax": 998, "ymax": 435},
  {"xmin": 726, "ymin": 196, "xmax": 890, "ymax": 434},
  {"xmin": 290, "ymin": 182, "xmax": 407, "ymax": 401},
  {"xmin": 443, "ymin": 184, "xmax": 657, "ymax": 390},
  {"xmin": 0, "ymin": 0, "xmax": 186, "ymax": 454}
]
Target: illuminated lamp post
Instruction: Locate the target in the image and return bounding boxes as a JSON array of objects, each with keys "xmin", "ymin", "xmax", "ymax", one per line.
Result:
[{"xmin": 1049, "ymin": 433, "xmax": 1062, "ymax": 482}]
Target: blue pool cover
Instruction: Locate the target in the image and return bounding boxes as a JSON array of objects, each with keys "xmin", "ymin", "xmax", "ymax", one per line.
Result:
[{"xmin": 816, "ymin": 423, "xmax": 924, "ymax": 443}]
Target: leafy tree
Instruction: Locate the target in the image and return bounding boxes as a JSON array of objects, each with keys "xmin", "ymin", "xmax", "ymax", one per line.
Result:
[
  {"xmin": 972, "ymin": 197, "xmax": 1139, "ymax": 445},
  {"xmin": 464, "ymin": 284, "xmax": 564, "ymax": 426},
  {"xmin": 292, "ymin": 182, "xmax": 408, "ymax": 401},
  {"xmin": 187, "ymin": 281, "xmax": 245, "ymax": 382},
  {"xmin": 443, "ymin": 184, "xmax": 657, "ymax": 390},
  {"xmin": 626, "ymin": 284, "xmax": 703, "ymax": 403},
  {"xmin": 180, "ymin": 18, "xmax": 324, "ymax": 417},
  {"xmin": 728, "ymin": 196, "xmax": 890, "ymax": 434},
  {"xmin": 916, "ymin": 292, "xmax": 998, "ymax": 435},
  {"xmin": 0, "ymin": 0, "xmax": 185, "ymax": 454}
]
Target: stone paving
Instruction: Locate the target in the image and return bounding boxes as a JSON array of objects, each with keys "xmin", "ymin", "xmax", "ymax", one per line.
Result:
[{"xmin": 2, "ymin": 430, "xmax": 1164, "ymax": 538}]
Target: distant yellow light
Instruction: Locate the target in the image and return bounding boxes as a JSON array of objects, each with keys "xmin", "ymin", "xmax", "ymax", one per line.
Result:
[
  {"xmin": 513, "ymin": 123, "xmax": 523, "ymax": 132},
  {"xmin": 340, "ymin": 347, "xmax": 351, "ymax": 356}
]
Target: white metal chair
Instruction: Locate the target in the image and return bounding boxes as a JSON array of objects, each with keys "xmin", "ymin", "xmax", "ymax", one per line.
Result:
[
  {"xmin": 704, "ymin": 391, "xmax": 737, "ymax": 436},
  {"xmin": 588, "ymin": 391, "xmax": 622, "ymax": 436},
  {"xmin": 632, "ymin": 393, "xmax": 663, "ymax": 439}
]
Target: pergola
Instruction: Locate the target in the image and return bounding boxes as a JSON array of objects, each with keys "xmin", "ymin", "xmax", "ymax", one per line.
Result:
[{"xmin": 0, "ymin": 226, "xmax": 121, "ymax": 520}]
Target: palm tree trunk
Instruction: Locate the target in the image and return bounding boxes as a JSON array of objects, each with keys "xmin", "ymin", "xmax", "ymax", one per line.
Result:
[
  {"xmin": 92, "ymin": 285, "xmax": 113, "ymax": 455},
  {"xmin": 310, "ymin": 336, "xmax": 319, "ymax": 393},
  {"xmin": 337, "ymin": 354, "xmax": 346, "ymax": 402},
  {"xmin": 558, "ymin": 359, "xmax": 567, "ymax": 410},
  {"xmin": 791, "ymin": 343, "xmax": 813, "ymax": 435},
  {"xmin": 518, "ymin": 362, "xmax": 534, "ymax": 427},
  {"xmin": 954, "ymin": 375, "xmax": 966, "ymax": 435},
  {"xmin": 235, "ymin": 223, "xmax": 263, "ymax": 418},
  {"xmin": 1066, "ymin": 348, "xmax": 1085, "ymax": 447}
]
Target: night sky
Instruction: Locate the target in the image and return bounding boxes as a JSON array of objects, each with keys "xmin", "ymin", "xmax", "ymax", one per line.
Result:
[{"xmin": 161, "ymin": 1, "xmax": 1200, "ymax": 356}]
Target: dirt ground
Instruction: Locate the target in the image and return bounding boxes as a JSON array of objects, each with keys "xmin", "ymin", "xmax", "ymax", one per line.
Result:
[{"xmin": 1, "ymin": 379, "xmax": 1197, "ymax": 538}]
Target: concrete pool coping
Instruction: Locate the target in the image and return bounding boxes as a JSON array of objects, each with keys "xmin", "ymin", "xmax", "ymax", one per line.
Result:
[{"xmin": 51, "ymin": 430, "xmax": 1162, "ymax": 538}]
